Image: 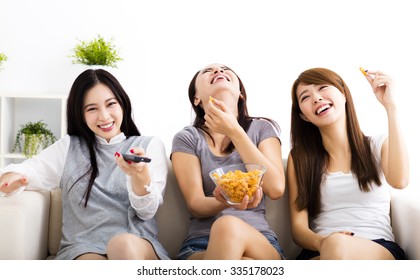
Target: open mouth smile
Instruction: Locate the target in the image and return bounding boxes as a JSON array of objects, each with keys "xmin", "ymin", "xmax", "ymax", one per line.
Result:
[
  {"xmin": 98, "ymin": 122, "xmax": 114, "ymax": 131},
  {"xmin": 211, "ymin": 75, "xmax": 230, "ymax": 84},
  {"xmin": 316, "ymin": 104, "xmax": 332, "ymax": 115}
]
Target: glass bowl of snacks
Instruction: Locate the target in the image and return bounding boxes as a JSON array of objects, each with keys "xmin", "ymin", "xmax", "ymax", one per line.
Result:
[{"xmin": 209, "ymin": 163, "xmax": 266, "ymax": 205}]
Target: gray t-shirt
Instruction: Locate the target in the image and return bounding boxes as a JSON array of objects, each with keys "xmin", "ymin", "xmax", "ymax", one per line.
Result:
[{"xmin": 171, "ymin": 118, "xmax": 281, "ymax": 243}]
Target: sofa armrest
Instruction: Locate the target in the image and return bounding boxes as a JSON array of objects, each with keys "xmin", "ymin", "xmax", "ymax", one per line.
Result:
[
  {"xmin": 391, "ymin": 187, "xmax": 420, "ymax": 260},
  {"xmin": 0, "ymin": 190, "xmax": 50, "ymax": 259}
]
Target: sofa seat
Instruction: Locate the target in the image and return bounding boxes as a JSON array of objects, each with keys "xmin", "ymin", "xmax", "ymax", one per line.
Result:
[{"xmin": 0, "ymin": 159, "xmax": 418, "ymax": 260}]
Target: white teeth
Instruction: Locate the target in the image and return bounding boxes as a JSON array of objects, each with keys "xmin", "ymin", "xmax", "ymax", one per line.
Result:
[
  {"xmin": 316, "ymin": 104, "xmax": 331, "ymax": 115},
  {"xmin": 99, "ymin": 123, "xmax": 113, "ymax": 129}
]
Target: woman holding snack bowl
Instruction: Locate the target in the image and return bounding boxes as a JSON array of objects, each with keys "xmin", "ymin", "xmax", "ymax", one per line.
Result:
[{"xmin": 171, "ymin": 63, "xmax": 286, "ymax": 260}]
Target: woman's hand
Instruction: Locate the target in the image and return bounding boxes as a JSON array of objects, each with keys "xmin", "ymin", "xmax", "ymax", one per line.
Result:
[
  {"xmin": 0, "ymin": 172, "xmax": 29, "ymax": 195},
  {"xmin": 115, "ymin": 148, "xmax": 149, "ymax": 176},
  {"xmin": 364, "ymin": 70, "xmax": 395, "ymax": 109},
  {"xmin": 205, "ymin": 98, "xmax": 241, "ymax": 137},
  {"xmin": 213, "ymin": 185, "xmax": 263, "ymax": 211},
  {"xmin": 115, "ymin": 148, "xmax": 151, "ymax": 195}
]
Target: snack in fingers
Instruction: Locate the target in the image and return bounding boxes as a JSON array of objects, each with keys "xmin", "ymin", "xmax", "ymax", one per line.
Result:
[{"xmin": 359, "ymin": 67, "xmax": 367, "ymax": 76}]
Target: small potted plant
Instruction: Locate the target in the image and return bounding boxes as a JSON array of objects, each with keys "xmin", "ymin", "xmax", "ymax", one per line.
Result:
[
  {"xmin": 69, "ymin": 35, "xmax": 122, "ymax": 68},
  {"xmin": 12, "ymin": 120, "xmax": 57, "ymax": 158},
  {"xmin": 0, "ymin": 52, "xmax": 8, "ymax": 70}
]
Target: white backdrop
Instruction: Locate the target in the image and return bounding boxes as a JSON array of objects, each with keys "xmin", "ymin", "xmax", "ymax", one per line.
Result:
[{"xmin": 0, "ymin": 0, "xmax": 418, "ymax": 186}]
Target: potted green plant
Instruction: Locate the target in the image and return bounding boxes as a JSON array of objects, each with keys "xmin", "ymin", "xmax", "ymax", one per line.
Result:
[
  {"xmin": 12, "ymin": 120, "xmax": 57, "ymax": 158},
  {"xmin": 0, "ymin": 52, "xmax": 8, "ymax": 70},
  {"xmin": 70, "ymin": 35, "xmax": 122, "ymax": 68}
]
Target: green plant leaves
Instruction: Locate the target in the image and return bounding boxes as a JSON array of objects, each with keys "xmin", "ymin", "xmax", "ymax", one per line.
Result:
[
  {"xmin": 12, "ymin": 120, "xmax": 57, "ymax": 158},
  {"xmin": 0, "ymin": 52, "xmax": 7, "ymax": 69},
  {"xmin": 70, "ymin": 35, "xmax": 122, "ymax": 68}
]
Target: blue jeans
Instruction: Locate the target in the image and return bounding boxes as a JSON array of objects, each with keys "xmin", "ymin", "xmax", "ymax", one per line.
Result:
[{"xmin": 177, "ymin": 234, "xmax": 285, "ymax": 260}]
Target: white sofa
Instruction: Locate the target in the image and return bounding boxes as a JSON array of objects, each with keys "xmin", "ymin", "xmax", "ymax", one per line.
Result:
[{"xmin": 0, "ymin": 159, "xmax": 418, "ymax": 260}]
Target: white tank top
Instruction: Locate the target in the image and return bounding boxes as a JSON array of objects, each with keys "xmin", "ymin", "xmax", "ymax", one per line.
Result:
[{"xmin": 310, "ymin": 135, "xmax": 394, "ymax": 241}]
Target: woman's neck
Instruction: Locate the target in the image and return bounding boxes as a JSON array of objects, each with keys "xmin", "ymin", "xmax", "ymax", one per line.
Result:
[
  {"xmin": 319, "ymin": 123, "xmax": 351, "ymax": 173},
  {"xmin": 204, "ymin": 130, "xmax": 231, "ymax": 156}
]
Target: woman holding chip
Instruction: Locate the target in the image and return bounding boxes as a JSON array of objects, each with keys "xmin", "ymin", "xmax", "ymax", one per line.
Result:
[
  {"xmin": 171, "ymin": 63, "xmax": 285, "ymax": 260},
  {"xmin": 287, "ymin": 67, "xmax": 409, "ymax": 259}
]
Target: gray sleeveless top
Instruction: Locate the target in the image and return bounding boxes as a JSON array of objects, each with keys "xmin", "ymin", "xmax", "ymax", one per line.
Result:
[
  {"xmin": 171, "ymin": 119, "xmax": 281, "ymax": 243},
  {"xmin": 56, "ymin": 135, "xmax": 169, "ymax": 260}
]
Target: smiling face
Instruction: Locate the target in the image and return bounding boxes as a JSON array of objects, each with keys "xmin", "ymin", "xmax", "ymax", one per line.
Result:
[
  {"xmin": 296, "ymin": 83, "xmax": 347, "ymax": 127},
  {"xmin": 193, "ymin": 63, "xmax": 241, "ymax": 109},
  {"xmin": 83, "ymin": 83, "xmax": 123, "ymax": 141}
]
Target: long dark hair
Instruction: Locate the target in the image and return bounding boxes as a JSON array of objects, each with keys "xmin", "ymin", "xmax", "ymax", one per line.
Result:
[
  {"xmin": 188, "ymin": 65, "xmax": 279, "ymax": 154},
  {"xmin": 66, "ymin": 69, "xmax": 140, "ymax": 206},
  {"xmin": 290, "ymin": 68, "xmax": 381, "ymax": 217}
]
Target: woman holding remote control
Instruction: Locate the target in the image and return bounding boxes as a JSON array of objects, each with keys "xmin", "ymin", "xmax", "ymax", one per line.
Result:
[{"xmin": 0, "ymin": 69, "xmax": 169, "ymax": 260}]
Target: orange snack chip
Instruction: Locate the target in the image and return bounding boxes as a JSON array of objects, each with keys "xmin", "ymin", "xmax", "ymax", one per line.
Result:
[
  {"xmin": 209, "ymin": 96, "xmax": 215, "ymax": 102},
  {"xmin": 359, "ymin": 67, "xmax": 367, "ymax": 76},
  {"xmin": 211, "ymin": 169, "xmax": 262, "ymax": 203}
]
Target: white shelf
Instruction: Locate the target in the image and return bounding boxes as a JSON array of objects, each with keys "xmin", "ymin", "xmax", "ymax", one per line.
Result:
[
  {"xmin": 0, "ymin": 94, "xmax": 67, "ymax": 167},
  {"xmin": 0, "ymin": 153, "xmax": 26, "ymax": 159}
]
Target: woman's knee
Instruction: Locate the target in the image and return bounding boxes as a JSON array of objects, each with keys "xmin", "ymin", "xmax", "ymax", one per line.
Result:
[
  {"xmin": 211, "ymin": 216, "xmax": 244, "ymax": 234},
  {"xmin": 107, "ymin": 233, "xmax": 150, "ymax": 259},
  {"xmin": 107, "ymin": 233, "xmax": 135, "ymax": 252},
  {"xmin": 320, "ymin": 233, "xmax": 349, "ymax": 259},
  {"xmin": 210, "ymin": 216, "xmax": 248, "ymax": 240}
]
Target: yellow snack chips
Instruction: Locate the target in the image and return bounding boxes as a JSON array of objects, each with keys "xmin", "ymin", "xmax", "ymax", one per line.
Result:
[
  {"xmin": 211, "ymin": 169, "xmax": 262, "ymax": 203},
  {"xmin": 359, "ymin": 67, "xmax": 367, "ymax": 76}
]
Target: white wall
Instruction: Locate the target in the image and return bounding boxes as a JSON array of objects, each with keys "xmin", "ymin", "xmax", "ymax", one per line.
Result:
[{"xmin": 0, "ymin": 0, "xmax": 418, "ymax": 186}]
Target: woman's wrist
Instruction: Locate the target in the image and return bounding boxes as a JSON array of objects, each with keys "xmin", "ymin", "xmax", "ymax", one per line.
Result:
[{"xmin": 130, "ymin": 172, "xmax": 151, "ymax": 196}]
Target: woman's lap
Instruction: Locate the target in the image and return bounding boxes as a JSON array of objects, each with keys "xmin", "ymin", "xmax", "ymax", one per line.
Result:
[{"xmin": 296, "ymin": 238, "xmax": 406, "ymax": 260}]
